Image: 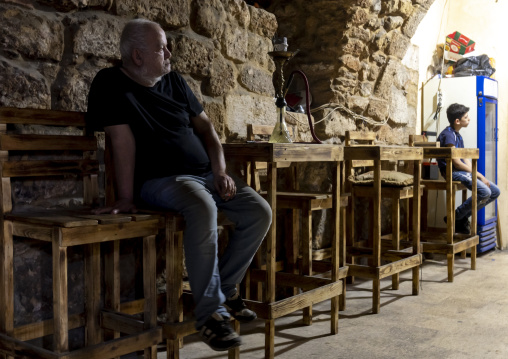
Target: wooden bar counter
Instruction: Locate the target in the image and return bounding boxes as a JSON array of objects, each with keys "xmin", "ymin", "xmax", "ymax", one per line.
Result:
[{"xmin": 223, "ymin": 142, "xmax": 346, "ymax": 359}]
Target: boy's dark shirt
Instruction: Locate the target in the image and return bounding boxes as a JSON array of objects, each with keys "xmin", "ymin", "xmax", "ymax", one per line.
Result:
[
  {"xmin": 437, "ymin": 125, "xmax": 465, "ymax": 176},
  {"xmin": 86, "ymin": 67, "xmax": 210, "ymax": 192}
]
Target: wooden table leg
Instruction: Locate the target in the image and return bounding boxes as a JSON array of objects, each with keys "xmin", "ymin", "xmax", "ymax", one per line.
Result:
[
  {"xmin": 331, "ymin": 161, "xmax": 340, "ymax": 334},
  {"xmin": 372, "ymin": 160, "xmax": 381, "ymax": 314},
  {"xmin": 412, "ymin": 160, "xmax": 421, "ymax": 296},
  {"xmin": 144, "ymin": 235, "xmax": 157, "ymax": 359},
  {"xmin": 301, "ymin": 202, "xmax": 312, "ymax": 326},
  {"xmin": 85, "ymin": 243, "xmax": 101, "ymax": 346},
  {"xmin": 391, "ymin": 196, "xmax": 400, "ymax": 290},
  {"xmin": 265, "ymin": 162, "xmax": 277, "ymax": 359},
  {"xmin": 471, "ymin": 159, "xmax": 478, "ymax": 270},
  {"xmin": 53, "ymin": 235, "xmax": 68, "ymax": 353},
  {"xmin": 446, "ymin": 159, "xmax": 454, "ymax": 282},
  {"xmin": 0, "ymin": 220, "xmax": 14, "ymax": 359}
]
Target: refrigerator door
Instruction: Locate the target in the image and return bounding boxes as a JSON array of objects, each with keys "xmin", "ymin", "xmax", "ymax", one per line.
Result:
[{"xmin": 478, "ymin": 96, "xmax": 498, "ymax": 224}]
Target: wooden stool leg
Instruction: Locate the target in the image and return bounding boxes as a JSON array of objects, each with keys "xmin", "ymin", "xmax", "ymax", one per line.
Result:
[
  {"xmin": 228, "ymin": 320, "xmax": 240, "ymax": 359},
  {"xmin": 447, "ymin": 253, "xmax": 454, "ymax": 282},
  {"xmin": 104, "ymin": 240, "xmax": 120, "ymax": 355},
  {"xmin": 53, "ymin": 239, "xmax": 68, "ymax": 353},
  {"xmin": 391, "ymin": 197, "xmax": 400, "ymax": 290},
  {"xmin": 84, "ymin": 243, "xmax": 101, "ymax": 346},
  {"xmin": 339, "ymin": 206, "xmax": 347, "ymax": 311},
  {"xmin": 301, "ymin": 203, "xmax": 312, "ymax": 325},
  {"xmin": 265, "ymin": 320, "xmax": 275, "ymax": 359},
  {"xmin": 0, "ymin": 221, "xmax": 14, "ymax": 359},
  {"xmin": 167, "ymin": 223, "xmax": 184, "ymax": 359},
  {"xmin": 142, "ymin": 235, "xmax": 157, "ymax": 359}
]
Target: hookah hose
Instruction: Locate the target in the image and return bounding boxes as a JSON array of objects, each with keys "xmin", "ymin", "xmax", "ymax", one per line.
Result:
[{"xmin": 284, "ymin": 70, "xmax": 322, "ymax": 144}]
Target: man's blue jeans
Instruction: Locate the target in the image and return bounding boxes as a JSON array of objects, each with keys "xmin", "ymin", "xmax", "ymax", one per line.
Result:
[
  {"xmin": 140, "ymin": 172, "xmax": 271, "ymax": 328},
  {"xmin": 452, "ymin": 171, "xmax": 501, "ymax": 221}
]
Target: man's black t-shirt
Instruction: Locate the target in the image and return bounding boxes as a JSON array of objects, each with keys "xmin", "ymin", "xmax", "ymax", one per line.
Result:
[{"xmin": 86, "ymin": 66, "xmax": 210, "ymax": 190}]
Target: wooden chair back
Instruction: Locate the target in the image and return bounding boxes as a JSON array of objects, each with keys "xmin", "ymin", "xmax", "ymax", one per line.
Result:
[
  {"xmin": 344, "ymin": 130, "xmax": 376, "ymax": 175},
  {"xmin": 408, "ymin": 134, "xmax": 440, "ymax": 148},
  {"xmin": 0, "ymin": 107, "xmax": 99, "ymax": 214}
]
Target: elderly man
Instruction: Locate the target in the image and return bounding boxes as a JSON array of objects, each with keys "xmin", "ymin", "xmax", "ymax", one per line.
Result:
[{"xmin": 86, "ymin": 18, "xmax": 271, "ymax": 352}]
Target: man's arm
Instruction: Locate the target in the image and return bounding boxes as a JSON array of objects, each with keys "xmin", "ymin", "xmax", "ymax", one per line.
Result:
[
  {"xmin": 446, "ymin": 144, "xmax": 490, "ymax": 187},
  {"xmin": 191, "ymin": 111, "xmax": 236, "ymax": 200},
  {"xmin": 93, "ymin": 124, "xmax": 138, "ymax": 214}
]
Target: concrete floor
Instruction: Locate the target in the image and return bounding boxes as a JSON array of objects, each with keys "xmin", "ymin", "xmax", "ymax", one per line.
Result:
[{"xmin": 150, "ymin": 249, "xmax": 508, "ymax": 359}]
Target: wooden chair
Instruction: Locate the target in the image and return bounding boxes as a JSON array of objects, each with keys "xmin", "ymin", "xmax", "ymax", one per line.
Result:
[
  {"xmin": 0, "ymin": 107, "xmax": 161, "ymax": 359},
  {"xmin": 103, "ymin": 135, "xmax": 239, "ymax": 359},
  {"xmin": 245, "ymin": 124, "xmax": 349, "ymax": 323},
  {"xmin": 409, "ymin": 134, "xmax": 479, "ymax": 282},
  {"xmin": 345, "ymin": 131, "xmax": 423, "ymax": 313}
]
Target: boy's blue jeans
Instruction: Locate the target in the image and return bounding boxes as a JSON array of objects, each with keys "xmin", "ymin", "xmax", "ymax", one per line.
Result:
[
  {"xmin": 140, "ymin": 172, "xmax": 271, "ymax": 328},
  {"xmin": 452, "ymin": 171, "xmax": 500, "ymax": 221}
]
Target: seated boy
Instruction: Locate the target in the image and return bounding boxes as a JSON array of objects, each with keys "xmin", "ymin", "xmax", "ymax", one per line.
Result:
[{"xmin": 436, "ymin": 103, "xmax": 500, "ymax": 233}]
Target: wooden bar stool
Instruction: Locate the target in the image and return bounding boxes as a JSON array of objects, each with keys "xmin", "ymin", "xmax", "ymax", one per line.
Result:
[
  {"xmin": 246, "ymin": 124, "xmax": 349, "ymax": 321},
  {"xmin": 344, "ymin": 131, "xmax": 423, "ymax": 314},
  {"xmin": 409, "ymin": 135, "xmax": 479, "ymax": 282},
  {"xmin": 0, "ymin": 107, "xmax": 161, "ymax": 359}
]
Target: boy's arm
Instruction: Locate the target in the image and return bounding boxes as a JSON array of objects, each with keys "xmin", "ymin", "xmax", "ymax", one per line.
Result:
[{"xmin": 446, "ymin": 144, "xmax": 490, "ymax": 186}]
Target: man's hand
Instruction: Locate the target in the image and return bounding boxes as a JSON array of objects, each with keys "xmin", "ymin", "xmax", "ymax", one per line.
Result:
[
  {"xmin": 214, "ymin": 172, "xmax": 236, "ymax": 201},
  {"xmin": 92, "ymin": 198, "xmax": 138, "ymax": 215}
]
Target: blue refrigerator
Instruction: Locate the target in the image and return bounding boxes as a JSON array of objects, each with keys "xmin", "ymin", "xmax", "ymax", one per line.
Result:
[{"xmin": 422, "ymin": 75, "xmax": 498, "ymax": 253}]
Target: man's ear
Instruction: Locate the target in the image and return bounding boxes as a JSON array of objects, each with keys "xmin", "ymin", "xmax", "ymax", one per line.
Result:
[{"xmin": 132, "ymin": 49, "xmax": 143, "ymax": 66}]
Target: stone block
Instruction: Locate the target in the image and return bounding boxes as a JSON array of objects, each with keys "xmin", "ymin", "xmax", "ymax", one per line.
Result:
[
  {"xmin": 382, "ymin": 0, "xmax": 400, "ymax": 14},
  {"xmin": 0, "ymin": 60, "xmax": 50, "ymax": 109},
  {"xmin": 402, "ymin": 5, "xmax": 427, "ymax": 38},
  {"xmin": 348, "ymin": 95, "xmax": 370, "ymax": 112},
  {"xmin": 205, "ymin": 55, "xmax": 236, "ymax": 97},
  {"xmin": 0, "ymin": 4, "xmax": 64, "ymax": 61},
  {"xmin": 202, "ymin": 100, "xmax": 226, "ymax": 140},
  {"xmin": 239, "ymin": 64, "xmax": 274, "ymax": 96},
  {"xmin": 399, "ymin": 0, "xmax": 414, "ymax": 16},
  {"xmin": 347, "ymin": 26, "xmax": 372, "ymax": 42},
  {"xmin": 115, "ymin": 0, "xmax": 189, "ymax": 29},
  {"xmin": 341, "ymin": 54, "xmax": 362, "ymax": 72},
  {"xmin": 222, "ymin": 26, "xmax": 248, "ymax": 63},
  {"xmin": 387, "ymin": 30, "xmax": 411, "ymax": 59},
  {"xmin": 352, "ymin": 7, "xmax": 369, "ymax": 25},
  {"xmin": 54, "ymin": 65, "xmax": 98, "ymax": 112},
  {"xmin": 366, "ymin": 97, "xmax": 390, "ymax": 122},
  {"xmin": 313, "ymin": 107, "xmax": 356, "ymax": 141},
  {"xmin": 384, "ymin": 16, "xmax": 404, "ymax": 31},
  {"xmin": 171, "ymin": 34, "xmax": 214, "ymax": 77},
  {"xmin": 191, "ymin": 0, "xmax": 226, "ymax": 39},
  {"xmin": 342, "ymin": 37, "xmax": 365, "ymax": 56},
  {"xmin": 359, "ymin": 81, "xmax": 373, "ymax": 97},
  {"xmin": 225, "ymin": 0, "xmax": 250, "ymax": 28},
  {"xmin": 73, "ymin": 15, "xmax": 123, "ymax": 60},
  {"xmin": 249, "ymin": 6, "xmax": 277, "ymax": 38},
  {"xmin": 225, "ymin": 94, "xmax": 276, "ymax": 140},
  {"xmin": 389, "ymin": 85, "xmax": 411, "ymax": 125},
  {"xmin": 248, "ymin": 33, "xmax": 274, "ymax": 71},
  {"xmin": 413, "ymin": 0, "xmax": 435, "ymax": 10}
]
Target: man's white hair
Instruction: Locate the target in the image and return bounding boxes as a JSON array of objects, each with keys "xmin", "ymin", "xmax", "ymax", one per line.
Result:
[{"xmin": 120, "ymin": 18, "xmax": 161, "ymax": 65}]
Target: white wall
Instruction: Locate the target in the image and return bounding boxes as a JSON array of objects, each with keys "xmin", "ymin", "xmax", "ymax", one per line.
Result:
[{"xmin": 412, "ymin": 0, "xmax": 508, "ymax": 247}]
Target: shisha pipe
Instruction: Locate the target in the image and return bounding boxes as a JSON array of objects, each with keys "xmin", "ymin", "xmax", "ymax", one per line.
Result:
[{"xmin": 284, "ymin": 70, "xmax": 322, "ymax": 144}]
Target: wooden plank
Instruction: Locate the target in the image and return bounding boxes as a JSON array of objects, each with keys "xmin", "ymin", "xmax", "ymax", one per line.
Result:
[
  {"xmin": 0, "ymin": 332, "xmax": 59, "ymax": 359},
  {"xmin": 0, "ymin": 134, "xmax": 96, "ymax": 151},
  {"xmin": 59, "ymin": 219, "xmax": 160, "ymax": 246},
  {"xmin": 64, "ymin": 328, "xmax": 161, "ymax": 359},
  {"xmin": 269, "ymin": 281, "xmax": 343, "ymax": 319},
  {"xmin": 101, "ymin": 310, "xmax": 144, "ymax": 335},
  {"xmin": 7, "ymin": 213, "xmax": 98, "ymax": 228},
  {"xmin": 1, "ymin": 160, "xmax": 100, "ymax": 178},
  {"xmin": 52, "ymin": 233, "xmax": 68, "ymax": 353},
  {"xmin": 250, "ymin": 270, "xmax": 333, "ymax": 290},
  {"xmin": 13, "ymin": 313, "xmax": 85, "ymax": 341},
  {"xmin": 73, "ymin": 214, "xmax": 133, "ymax": 224},
  {"xmin": 346, "ymin": 264, "xmax": 378, "ymax": 279},
  {"xmin": 162, "ymin": 320, "xmax": 197, "ymax": 339},
  {"xmin": 0, "ymin": 107, "xmax": 86, "ymax": 127},
  {"xmin": 378, "ymin": 254, "xmax": 422, "ymax": 279},
  {"xmin": 84, "ymin": 243, "xmax": 101, "ymax": 346},
  {"xmin": 12, "ymin": 221, "xmax": 53, "ymax": 241}
]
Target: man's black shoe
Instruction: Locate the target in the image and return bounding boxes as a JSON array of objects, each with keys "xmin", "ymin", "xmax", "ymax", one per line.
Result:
[
  {"xmin": 456, "ymin": 217, "xmax": 471, "ymax": 234},
  {"xmin": 224, "ymin": 293, "xmax": 257, "ymax": 323},
  {"xmin": 198, "ymin": 312, "xmax": 242, "ymax": 351}
]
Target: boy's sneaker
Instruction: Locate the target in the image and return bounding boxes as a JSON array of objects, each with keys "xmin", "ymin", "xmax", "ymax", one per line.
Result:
[
  {"xmin": 456, "ymin": 217, "xmax": 471, "ymax": 234},
  {"xmin": 224, "ymin": 293, "xmax": 257, "ymax": 323},
  {"xmin": 198, "ymin": 312, "xmax": 242, "ymax": 351}
]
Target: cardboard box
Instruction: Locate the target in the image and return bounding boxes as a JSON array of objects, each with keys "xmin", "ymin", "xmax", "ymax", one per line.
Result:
[{"xmin": 445, "ymin": 31, "xmax": 475, "ymax": 55}]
